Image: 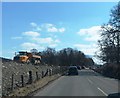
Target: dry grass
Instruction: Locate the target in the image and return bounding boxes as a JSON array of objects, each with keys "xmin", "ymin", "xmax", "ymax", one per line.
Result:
[{"xmin": 8, "ymin": 74, "xmax": 61, "ymax": 96}]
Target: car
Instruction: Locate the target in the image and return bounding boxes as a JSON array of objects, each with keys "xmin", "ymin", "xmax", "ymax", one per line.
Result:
[
  {"xmin": 68, "ymin": 66, "xmax": 79, "ymax": 75},
  {"xmin": 76, "ymin": 66, "xmax": 81, "ymax": 70},
  {"xmin": 81, "ymin": 66, "xmax": 85, "ymax": 69}
]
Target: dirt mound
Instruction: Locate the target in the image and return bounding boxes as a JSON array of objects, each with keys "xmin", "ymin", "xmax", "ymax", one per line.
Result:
[
  {"xmin": 0, "ymin": 57, "xmax": 13, "ymax": 62},
  {"xmin": 1, "ymin": 57, "xmax": 67, "ymax": 96},
  {"xmin": 2, "ymin": 57, "xmax": 52, "ymax": 96}
]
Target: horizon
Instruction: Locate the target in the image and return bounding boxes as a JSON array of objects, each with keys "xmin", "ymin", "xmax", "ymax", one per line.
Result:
[{"xmin": 2, "ymin": 2, "xmax": 118, "ymax": 64}]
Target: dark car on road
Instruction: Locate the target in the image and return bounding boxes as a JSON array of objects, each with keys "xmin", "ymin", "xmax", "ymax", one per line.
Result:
[
  {"xmin": 81, "ymin": 66, "xmax": 85, "ymax": 69},
  {"xmin": 76, "ymin": 66, "xmax": 81, "ymax": 70},
  {"xmin": 68, "ymin": 66, "xmax": 79, "ymax": 75}
]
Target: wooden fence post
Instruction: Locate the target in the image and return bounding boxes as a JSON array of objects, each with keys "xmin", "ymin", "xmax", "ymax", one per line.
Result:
[
  {"xmin": 42, "ymin": 71, "xmax": 44, "ymax": 78},
  {"xmin": 51, "ymin": 68, "xmax": 53, "ymax": 75},
  {"xmin": 28, "ymin": 71, "xmax": 32, "ymax": 84},
  {"xmin": 44, "ymin": 69, "xmax": 48, "ymax": 77},
  {"xmin": 36, "ymin": 71, "xmax": 39, "ymax": 80},
  {"xmin": 21, "ymin": 75, "xmax": 24, "ymax": 87},
  {"xmin": 11, "ymin": 74, "xmax": 14, "ymax": 90},
  {"xmin": 49, "ymin": 69, "xmax": 51, "ymax": 76}
]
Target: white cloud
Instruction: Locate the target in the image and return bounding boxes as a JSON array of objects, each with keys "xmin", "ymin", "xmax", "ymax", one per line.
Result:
[
  {"xmin": 21, "ymin": 42, "xmax": 45, "ymax": 50},
  {"xmin": 47, "ymin": 27, "xmax": 66, "ymax": 33},
  {"xmin": 49, "ymin": 34, "xmax": 58, "ymax": 38},
  {"xmin": 19, "ymin": 22, "xmax": 63, "ymax": 51},
  {"xmin": 32, "ymin": 37, "xmax": 60, "ymax": 45},
  {"xmin": 44, "ymin": 23, "xmax": 54, "ymax": 28},
  {"xmin": 49, "ymin": 44, "xmax": 57, "ymax": 48},
  {"xmin": 47, "ymin": 27, "xmax": 58, "ymax": 32},
  {"xmin": 23, "ymin": 31, "xmax": 60, "ymax": 47},
  {"xmin": 11, "ymin": 36, "xmax": 22, "ymax": 40},
  {"xmin": 22, "ymin": 29, "xmax": 60, "ymax": 49},
  {"xmin": 59, "ymin": 27, "xmax": 65, "ymax": 33},
  {"xmin": 92, "ymin": 56, "xmax": 104, "ymax": 65},
  {"xmin": 30, "ymin": 22, "xmax": 37, "ymax": 27},
  {"xmin": 32, "ymin": 37, "xmax": 54, "ymax": 44},
  {"xmin": 54, "ymin": 39, "xmax": 60, "ymax": 43},
  {"xmin": 30, "ymin": 22, "xmax": 66, "ymax": 33},
  {"xmin": 42, "ymin": 23, "xmax": 65, "ymax": 33},
  {"xmin": 30, "ymin": 22, "xmax": 41, "ymax": 31},
  {"xmin": 77, "ymin": 26, "xmax": 101, "ymax": 42},
  {"xmin": 76, "ymin": 26, "xmax": 103, "ymax": 64},
  {"xmin": 21, "ymin": 39, "xmax": 59, "ymax": 51},
  {"xmin": 36, "ymin": 27, "xmax": 42, "ymax": 31},
  {"xmin": 74, "ymin": 43, "xmax": 98, "ymax": 55},
  {"xmin": 21, "ymin": 42, "xmax": 38, "ymax": 49},
  {"xmin": 23, "ymin": 31, "xmax": 40, "ymax": 37},
  {"xmin": 73, "ymin": 43, "xmax": 103, "ymax": 64}
]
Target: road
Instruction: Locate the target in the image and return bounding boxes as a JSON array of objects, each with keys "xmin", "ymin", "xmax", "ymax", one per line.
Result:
[{"xmin": 34, "ymin": 69, "xmax": 119, "ymax": 96}]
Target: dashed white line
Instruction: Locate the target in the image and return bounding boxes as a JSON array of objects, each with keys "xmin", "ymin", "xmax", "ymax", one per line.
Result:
[
  {"xmin": 94, "ymin": 75, "xmax": 118, "ymax": 89},
  {"xmin": 87, "ymin": 78, "xmax": 93, "ymax": 84},
  {"xmin": 97, "ymin": 87, "xmax": 108, "ymax": 96}
]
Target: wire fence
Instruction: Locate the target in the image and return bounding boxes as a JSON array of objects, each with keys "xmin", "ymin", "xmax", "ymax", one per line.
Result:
[{"xmin": 2, "ymin": 61, "xmax": 67, "ymax": 96}]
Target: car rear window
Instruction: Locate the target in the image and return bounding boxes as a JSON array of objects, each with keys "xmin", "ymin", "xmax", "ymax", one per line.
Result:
[{"xmin": 69, "ymin": 67, "xmax": 77, "ymax": 71}]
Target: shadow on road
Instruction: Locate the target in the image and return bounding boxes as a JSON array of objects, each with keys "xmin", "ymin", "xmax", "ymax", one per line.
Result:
[
  {"xmin": 78, "ymin": 70, "xmax": 101, "ymax": 76},
  {"xmin": 63, "ymin": 69, "xmax": 101, "ymax": 77}
]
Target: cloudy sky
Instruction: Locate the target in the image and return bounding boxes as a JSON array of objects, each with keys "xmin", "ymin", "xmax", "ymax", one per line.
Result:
[{"xmin": 2, "ymin": 2, "xmax": 118, "ymax": 64}]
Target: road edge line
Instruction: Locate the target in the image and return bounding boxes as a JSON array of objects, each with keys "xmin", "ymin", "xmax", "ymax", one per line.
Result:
[{"xmin": 97, "ymin": 87, "xmax": 108, "ymax": 96}]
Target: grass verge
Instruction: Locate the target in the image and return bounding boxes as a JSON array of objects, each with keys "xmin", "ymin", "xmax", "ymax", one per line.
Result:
[{"xmin": 8, "ymin": 74, "xmax": 61, "ymax": 97}]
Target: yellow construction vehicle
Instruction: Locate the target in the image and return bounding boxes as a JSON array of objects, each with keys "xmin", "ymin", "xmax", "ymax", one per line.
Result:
[{"xmin": 13, "ymin": 51, "xmax": 41, "ymax": 64}]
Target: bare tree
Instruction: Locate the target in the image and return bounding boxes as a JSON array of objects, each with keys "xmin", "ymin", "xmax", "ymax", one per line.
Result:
[
  {"xmin": 41, "ymin": 47, "xmax": 94, "ymax": 67},
  {"xmin": 98, "ymin": 2, "xmax": 120, "ymax": 64}
]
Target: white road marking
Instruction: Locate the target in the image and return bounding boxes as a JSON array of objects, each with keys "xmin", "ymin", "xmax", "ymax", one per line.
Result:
[
  {"xmin": 94, "ymin": 75, "xmax": 118, "ymax": 90},
  {"xmin": 87, "ymin": 78, "xmax": 93, "ymax": 84},
  {"xmin": 97, "ymin": 87, "xmax": 108, "ymax": 96}
]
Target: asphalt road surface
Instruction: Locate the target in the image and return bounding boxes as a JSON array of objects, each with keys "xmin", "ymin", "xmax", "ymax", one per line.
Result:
[{"xmin": 34, "ymin": 69, "xmax": 119, "ymax": 96}]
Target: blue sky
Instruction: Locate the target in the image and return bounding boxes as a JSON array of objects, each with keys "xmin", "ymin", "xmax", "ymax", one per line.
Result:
[{"xmin": 2, "ymin": 2, "xmax": 118, "ymax": 64}]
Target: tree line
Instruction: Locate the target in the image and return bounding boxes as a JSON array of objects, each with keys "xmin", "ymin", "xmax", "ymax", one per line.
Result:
[{"xmin": 36, "ymin": 47, "xmax": 94, "ymax": 67}]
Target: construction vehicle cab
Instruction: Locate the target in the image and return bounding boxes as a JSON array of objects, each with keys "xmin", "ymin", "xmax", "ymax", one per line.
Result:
[{"xmin": 13, "ymin": 51, "xmax": 41, "ymax": 64}]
